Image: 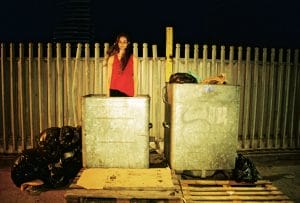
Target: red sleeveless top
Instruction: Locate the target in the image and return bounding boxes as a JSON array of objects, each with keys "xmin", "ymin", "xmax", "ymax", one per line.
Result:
[{"xmin": 110, "ymin": 54, "xmax": 134, "ymax": 96}]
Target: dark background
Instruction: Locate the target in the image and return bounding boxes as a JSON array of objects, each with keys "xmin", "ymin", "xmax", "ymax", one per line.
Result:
[{"xmin": 0, "ymin": 0, "xmax": 299, "ymax": 56}]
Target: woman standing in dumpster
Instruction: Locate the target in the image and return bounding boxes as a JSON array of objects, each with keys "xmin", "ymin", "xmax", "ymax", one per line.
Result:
[{"xmin": 106, "ymin": 33, "xmax": 138, "ymax": 97}]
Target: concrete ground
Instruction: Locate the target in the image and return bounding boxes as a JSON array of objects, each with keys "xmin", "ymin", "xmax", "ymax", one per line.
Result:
[
  {"xmin": 0, "ymin": 151, "xmax": 299, "ymax": 203},
  {"xmin": 247, "ymin": 151, "xmax": 300, "ymax": 203}
]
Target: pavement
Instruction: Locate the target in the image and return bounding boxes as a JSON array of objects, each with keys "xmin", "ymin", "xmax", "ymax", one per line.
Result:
[
  {"xmin": 246, "ymin": 151, "xmax": 300, "ymax": 203},
  {"xmin": 0, "ymin": 151, "xmax": 299, "ymax": 203}
]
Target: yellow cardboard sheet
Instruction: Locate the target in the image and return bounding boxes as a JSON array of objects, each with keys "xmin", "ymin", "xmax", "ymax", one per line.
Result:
[{"xmin": 76, "ymin": 167, "xmax": 175, "ymax": 190}]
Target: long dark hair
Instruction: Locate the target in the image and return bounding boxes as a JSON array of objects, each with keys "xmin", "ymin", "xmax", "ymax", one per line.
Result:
[{"xmin": 106, "ymin": 33, "xmax": 133, "ymax": 71}]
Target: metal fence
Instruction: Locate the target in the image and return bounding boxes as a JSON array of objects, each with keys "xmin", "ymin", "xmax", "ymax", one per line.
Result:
[{"xmin": 0, "ymin": 42, "xmax": 299, "ymax": 153}]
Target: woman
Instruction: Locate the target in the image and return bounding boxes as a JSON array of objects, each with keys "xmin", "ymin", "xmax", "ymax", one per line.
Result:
[{"xmin": 106, "ymin": 33, "xmax": 138, "ymax": 97}]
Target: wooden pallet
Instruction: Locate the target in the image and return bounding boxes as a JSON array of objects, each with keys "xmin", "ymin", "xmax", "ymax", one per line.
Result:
[
  {"xmin": 179, "ymin": 179, "xmax": 294, "ymax": 203},
  {"xmin": 64, "ymin": 168, "xmax": 183, "ymax": 203}
]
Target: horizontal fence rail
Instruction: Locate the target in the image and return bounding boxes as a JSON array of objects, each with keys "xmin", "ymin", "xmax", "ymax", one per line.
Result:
[{"xmin": 0, "ymin": 42, "xmax": 299, "ymax": 153}]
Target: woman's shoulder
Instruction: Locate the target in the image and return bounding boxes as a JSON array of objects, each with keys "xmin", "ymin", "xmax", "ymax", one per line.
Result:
[{"xmin": 107, "ymin": 55, "xmax": 116, "ymax": 65}]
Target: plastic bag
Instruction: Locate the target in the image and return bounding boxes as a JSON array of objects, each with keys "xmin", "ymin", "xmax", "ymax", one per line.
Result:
[
  {"xmin": 10, "ymin": 148, "xmax": 49, "ymax": 187},
  {"xmin": 169, "ymin": 72, "xmax": 198, "ymax": 84},
  {"xmin": 11, "ymin": 126, "xmax": 82, "ymax": 189},
  {"xmin": 232, "ymin": 153, "xmax": 261, "ymax": 183}
]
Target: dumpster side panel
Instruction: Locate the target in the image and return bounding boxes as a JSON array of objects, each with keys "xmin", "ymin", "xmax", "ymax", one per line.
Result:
[
  {"xmin": 167, "ymin": 84, "xmax": 240, "ymax": 171},
  {"xmin": 82, "ymin": 95, "xmax": 150, "ymax": 168}
]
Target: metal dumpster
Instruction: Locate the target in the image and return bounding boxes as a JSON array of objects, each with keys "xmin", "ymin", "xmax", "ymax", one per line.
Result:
[
  {"xmin": 82, "ymin": 94, "xmax": 150, "ymax": 168},
  {"xmin": 164, "ymin": 84, "xmax": 240, "ymax": 176}
]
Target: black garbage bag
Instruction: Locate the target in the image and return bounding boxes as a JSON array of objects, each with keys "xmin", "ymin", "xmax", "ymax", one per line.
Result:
[
  {"xmin": 45, "ymin": 160, "xmax": 69, "ymax": 188},
  {"xmin": 11, "ymin": 148, "xmax": 49, "ymax": 187},
  {"xmin": 169, "ymin": 72, "xmax": 198, "ymax": 84},
  {"xmin": 59, "ymin": 126, "xmax": 82, "ymax": 151},
  {"xmin": 11, "ymin": 126, "xmax": 83, "ymax": 189},
  {"xmin": 232, "ymin": 153, "xmax": 261, "ymax": 183},
  {"xmin": 37, "ymin": 127, "xmax": 61, "ymax": 162}
]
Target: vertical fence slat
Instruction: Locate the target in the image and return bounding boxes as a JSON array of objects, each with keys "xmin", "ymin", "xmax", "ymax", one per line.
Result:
[
  {"xmin": 282, "ymin": 49, "xmax": 291, "ymax": 148},
  {"xmin": 151, "ymin": 45, "xmax": 159, "ymax": 142},
  {"xmin": 47, "ymin": 43, "xmax": 55, "ymax": 127},
  {"xmin": 211, "ymin": 45, "xmax": 217, "ymax": 76},
  {"xmin": 141, "ymin": 43, "xmax": 149, "ymax": 94},
  {"xmin": 220, "ymin": 45, "xmax": 225, "ymax": 76},
  {"xmin": 202, "ymin": 45, "xmax": 208, "ymax": 80},
  {"xmin": 103, "ymin": 43, "xmax": 109, "ymax": 95},
  {"xmin": 165, "ymin": 27, "xmax": 173, "ymax": 82},
  {"xmin": 18, "ymin": 43, "xmax": 25, "ymax": 151},
  {"xmin": 242, "ymin": 47, "xmax": 252, "ymax": 149},
  {"xmin": 160, "ymin": 57, "xmax": 166, "ymax": 142},
  {"xmin": 65, "ymin": 43, "xmax": 72, "ymax": 125},
  {"xmin": 290, "ymin": 50, "xmax": 299, "ymax": 147},
  {"xmin": 84, "ymin": 43, "xmax": 90, "ymax": 95},
  {"xmin": 251, "ymin": 48, "xmax": 259, "ymax": 148},
  {"xmin": 28, "ymin": 43, "xmax": 34, "ymax": 147},
  {"xmin": 56, "ymin": 43, "xmax": 63, "ymax": 127},
  {"xmin": 94, "ymin": 43, "xmax": 100, "ymax": 94},
  {"xmin": 274, "ymin": 49, "xmax": 284, "ymax": 148},
  {"xmin": 258, "ymin": 48, "xmax": 268, "ymax": 148},
  {"xmin": 193, "ymin": 44, "xmax": 199, "ymax": 79},
  {"xmin": 133, "ymin": 42, "xmax": 138, "ymax": 57},
  {"xmin": 37, "ymin": 43, "xmax": 44, "ymax": 133},
  {"xmin": 72, "ymin": 43, "xmax": 82, "ymax": 126},
  {"xmin": 9, "ymin": 43, "xmax": 17, "ymax": 151},
  {"xmin": 174, "ymin": 44, "xmax": 180, "ymax": 74},
  {"xmin": 237, "ymin": 46, "xmax": 244, "ymax": 148},
  {"xmin": 0, "ymin": 43, "xmax": 6, "ymax": 152},
  {"xmin": 266, "ymin": 48, "xmax": 276, "ymax": 148},
  {"xmin": 229, "ymin": 46, "xmax": 235, "ymax": 85},
  {"xmin": 184, "ymin": 44, "xmax": 190, "ymax": 72}
]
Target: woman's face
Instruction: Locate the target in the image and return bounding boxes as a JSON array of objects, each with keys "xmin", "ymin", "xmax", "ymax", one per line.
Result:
[{"xmin": 118, "ymin": 36, "xmax": 129, "ymax": 50}]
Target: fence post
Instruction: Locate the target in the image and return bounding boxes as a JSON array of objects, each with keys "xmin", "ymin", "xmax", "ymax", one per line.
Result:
[
  {"xmin": 56, "ymin": 43, "xmax": 63, "ymax": 127},
  {"xmin": 242, "ymin": 47, "xmax": 251, "ymax": 149},
  {"xmin": 28, "ymin": 43, "xmax": 34, "ymax": 147},
  {"xmin": 18, "ymin": 43, "xmax": 25, "ymax": 150},
  {"xmin": 266, "ymin": 48, "xmax": 276, "ymax": 148},
  {"xmin": 37, "ymin": 43, "xmax": 44, "ymax": 132},
  {"xmin": 84, "ymin": 43, "xmax": 91, "ymax": 95},
  {"xmin": 229, "ymin": 46, "xmax": 235, "ymax": 85},
  {"xmin": 1, "ymin": 43, "xmax": 7, "ymax": 152},
  {"xmin": 291, "ymin": 50, "xmax": 299, "ymax": 147},
  {"xmin": 202, "ymin": 45, "xmax": 208, "ymax": 79},
  {"xmin": 72, "ymin": 43, "xmax": 82, "ymax": 125},
  {"xmin": 193, "ymin": 44, "xmax": 199, "ymax": 78},
  {"xmin": 65, "ymin": 43, "xmax": 72, "ymax": 125},
  {"xmin": 184, "ymin": 44, "xmax": 190, "ymax": 72},
  {"xmin": 251, "ymin": 47, "xmax": 259, "ymax": 148},
  {"xmin": 220, "ymin": 45, "xmax": 225, "ymax": 75},
  {"xmin": 165, "ymin": 27, "xmax": 173, "ymax": 82},
  {"xmin": 174, "ymin": 44, "xmax": 180, "ymax": 73},
  {"xmin": 94, "ymin": 43, "xmax": 100, "ymax": 93},
  {"xmin": 9, "ymin": 43, "xmax": 17, "ymax": 151},
  {"xmin": 282, "ymin": 49, "xmax": 291, "ymax": 148},
  {"xmin": 47, "ymin": 43, "xmax": 55, "ymax": 127},
  {"xmin": 211, "ymin": 45, "xmax": 217, "ymax": 76},
  {"xmin": 275, "ymin": 49, "xmax": 284, "ymax": 148}
]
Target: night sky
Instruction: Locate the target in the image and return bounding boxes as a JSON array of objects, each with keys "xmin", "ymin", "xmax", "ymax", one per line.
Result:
[{"xmin": 1, "ymin": 0, "xmax": 300, "ymax": 54}]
